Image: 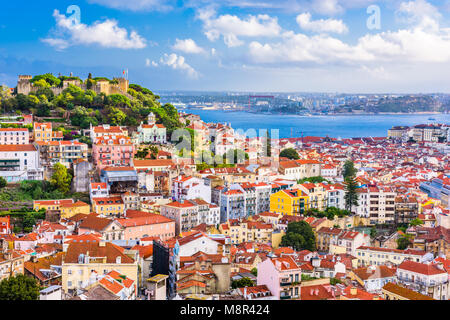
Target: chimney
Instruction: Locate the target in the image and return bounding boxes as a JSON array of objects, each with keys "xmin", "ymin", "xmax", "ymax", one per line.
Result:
[
  {"xmin": 244, "ymin": 287, "xmax": 247, "ymax": 299},
  {"xmin": 350, "ymin": 287, "xmax": 357, "ymax": 296}
]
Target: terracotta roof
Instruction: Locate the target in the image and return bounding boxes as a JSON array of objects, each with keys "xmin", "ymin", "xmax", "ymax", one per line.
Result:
[
  {"xmin": 382, "ymin": 282, "xmax": 434, "ymax": 300},
  {"xmin": 79, "ymin": 215, "xmax": 117, "ymax": 232},
  {"xmin": 398, "ymin": 260, "xmax": 447, "ymax": 276},
  {"xmin": 352, "ymin": 266, "xmax": 396, "ymax": 281},
  {"xmin": 64, "ymin": 241, "xmax": 134, "ymax": 264}
]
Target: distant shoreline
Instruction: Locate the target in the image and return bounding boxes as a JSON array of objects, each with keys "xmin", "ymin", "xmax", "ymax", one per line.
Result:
[{"xmin": 183, "ymin": 109, "xmax": 447, "ymax": 117}]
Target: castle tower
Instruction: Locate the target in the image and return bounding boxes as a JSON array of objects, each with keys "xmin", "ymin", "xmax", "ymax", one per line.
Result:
[
  {"xmin": 17, "ymin": 75, "xmax": 33, "ymax": 95},
  {"xmin": 116, "ymin": 77, "xmax": 129, "ymax": 94}
]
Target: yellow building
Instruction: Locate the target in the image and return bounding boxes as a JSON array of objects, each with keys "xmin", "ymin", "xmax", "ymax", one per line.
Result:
[
  {"xmin": 219, "ymin": 220, "xmax": 273, "ymax": 245},
  {"xmin": 33, "ymin": 122, "xmax": 52, "ymax": 142},
  {"xmin": 297, "ymin": 183, "xmax": 327, "ymax": 211},
  {"xmin": 60, "ymin": 201, "xmax": 91, "ymax": 219},
  {"xmin": 92, "ymin": 196, "xmax": 125, "ymax": 217},
  {"xmin": 270, "ymin": 189, "xmax": 309, "ymax": 216},
  {"xmin": 61, "ymin": 240, "xmax": 138, "ymax": 294},
  {"xmin": 33, "ymin": 199, "xmax": 76, "ymax": 212}
]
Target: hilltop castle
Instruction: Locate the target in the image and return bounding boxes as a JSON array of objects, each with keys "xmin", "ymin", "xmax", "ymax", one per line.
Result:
[{"xmin": 16, "ymin": 74, "xmax": 129, "ymax": 96}]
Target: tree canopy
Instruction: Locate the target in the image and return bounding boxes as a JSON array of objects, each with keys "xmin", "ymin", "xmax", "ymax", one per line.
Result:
[
  {"xmin": 280, "ymin": 148, "xmax": 300, "ymax": 160},
  {"xmin": 231, "ymin": 277, "xmax": 255, "ymax": 289},
  {"xmin": 281, "ymin": 221, "xmax": 316, "ymax": 251},
  {"xmin": 0, "ymin": 274, "xmax": 40, "ymax": 300},
  {"xmin": 343, "ymin": 160, "xmax": 357, "ymax": 179},
  {"xmin": 50, "ymin": 163, "xmax": 72, "ymax": 194}
]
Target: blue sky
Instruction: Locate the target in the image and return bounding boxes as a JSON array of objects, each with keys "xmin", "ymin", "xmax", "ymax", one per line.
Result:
[{"xmin": 1, "ymin": 0, "xmax": 450, "ymax": 93}]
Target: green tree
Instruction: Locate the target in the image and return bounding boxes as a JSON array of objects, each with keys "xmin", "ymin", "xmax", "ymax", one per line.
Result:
[
  {"xmin": 265, "ymin": 130, "xmax": 271, "ymax": 157},
  {"xmin": 223, "ymin": 149, "xmax": 248, "ymax": 165},
  {"xmin": 231, "ymin": 277, "xmax": 255, "ymax": 289},
  {"xmin": 370, "ymin": 227, "xmax": 377, "ymax": 238},
  {"xmin": 344, "ymin": 176, "xmax": 359, "ymax": 212},
  {"xmin": 397, "ymin": 236, "xmax": 411, "ymax": 250},
  {"xmin": 251, "ymin": 268, "xmax": 258, "ymax": 277},
  {"xmin": 297, "ymin": 176, "xmax": 330, "ymax": 184},
  {"xmin": 409, "ymin": 218, "xmax": 424, "ymax": 227},
  {"xmin": 0, "ymin": 274, "xmax": 40, "ymax": 300},
  {"xmin": 343, "ymin": 160, "xmax": 357, "ymax": 179},
  {"xmin": 0, "ymin": 177, "xmax": 7, "ymax": 189},
  {"xmin": 279, "ymin": 148, "xmax": 300, "ymax": 160},
  {"xmin": 50, "ymin": 163, "xmax": 72, "ymax": 194},
  {"xmin": 22, "ymin": 212, "xmax": 36, "ymax": 232},
  {"xmin": 281, "ymin": 221, "xmax": 316, "ymax": 251}
]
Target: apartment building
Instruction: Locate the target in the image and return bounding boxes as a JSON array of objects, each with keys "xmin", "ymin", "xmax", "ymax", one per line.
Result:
[
  {"xmin": 257, "ymin": 256, "xmax": 302, "ymax": 300},
  {"xmin": 219, "ymin": 219, "xmax": 273, "ymax": 245},
  {"xmin": 394, "ymin": 196, "xmax": 419, "ymax": 225},
  {"xmin": 117, "ymin": 210, "xmax": 175, "ymax": 241},
  {"xmin": 91, "ymin": 196, "xmax": 125, "ymax": 217},
  {"xmin": 397, "ymin": 260, "xmax": 448, "ymax": 300},
  {"xmin": 90, "ymin": 124, "xmax": 128, "ymax": 141},
  {"xmin": 270, "ymin": 189, "xmax": 309, "ymax": 216},
  {"xmin": 33, "ymin": 122, "xmax": 52, "ymax": 142},
  {"xmin": 356, "ymin": 186, "xmax": 396, "ymax": 224},
  {"xmin": 297, "ymin": 183, "xmax": 327, "ymax": 211},
  {"xmin": 278, "ymin": 159, "xmax": 321, "ymax": 181},
  {"xmin": 355, "ymin": 246, "xmax": 428, "ymax": 267},
  {"xmin": 171, "ymin": 175, "xmax": 212, "ymax": 204},
  {"xmin": 61, "ymin": 240, "xmax": 138, "ymax": 295},
  {"xmin": 0, "ymin": 128, "xmax": 29, "ymax": 144},
  {"xmin": 92, "ymin": 135, "xmax": 134, "ymax": 171},
  {"xmin": 0, "ymin": 144, "xmax": 43, "ymax": 182},
  {"xmin": 35, "ymin": 140, "xmax": 88, "ymax": 169}
]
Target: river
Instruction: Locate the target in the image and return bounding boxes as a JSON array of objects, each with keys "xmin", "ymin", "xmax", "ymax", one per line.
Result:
[{"xmin": 181, "ymin": 109, "xmax": 449, "ymax": 139}]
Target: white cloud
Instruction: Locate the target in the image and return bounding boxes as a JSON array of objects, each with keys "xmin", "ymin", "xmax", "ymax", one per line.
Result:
[
  {"xmin": 186, "ymin": 0, "xmax": 381, "ymax": 15},
  {"xmin": 160, "ymin": 53, "xmax": 199, "ymax": 79},
  {"xmin": 197, "ymin": 8, "xmax": 282, "ymax": 47},
  {"xmin": 87, "ymin": 0, "xmax": 174, "ymax": 12},
  {"xmin": 42, "ymin": 9, "xmax": 147, "ymax": 50},
  {"xmin": 296, "ymin": 13, "xmax": 348, "ymax": 34},
  {"xmin": 397, "ymin": 0, "xmax": 441, "ymax": 30},
  {"xmin": 248, "ymin": 1, "xmax": 450, "ymax": 66},
  {"xmin": 145, "ymin": 59, "xmax": 158, "ymax": 67},
  {"xmin": 311, "ymin": 0, "xmax": 344, "ymax": 15},
  {"xmin": 41, "ymin": 38, "xmax": 70, "ymax": 51},
  {"xmin": 172, "ymin": 39, "xmax": 206, "ymax": 54}
]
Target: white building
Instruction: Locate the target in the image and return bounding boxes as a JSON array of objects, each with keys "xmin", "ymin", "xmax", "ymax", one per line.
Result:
[
  {"xmin": 136, "ymin": 113, "xmax": 166, "ymax": 144},
  {"xmin": 0, "ymin": 144, "xmax": 43, "ymax": 182},
  {"xmin": 321, "ymin": 164, "xmax": 337, "ymax": 178},
  {"xmin": 89, "ymin": 182, "xmax": 110, "ymax": 201},
  {"xmin": 171, "ymin": 175, "xmax": 211, "ymax": 204},
  {"xmin": 397, "ymin": 260, "xmax": 449, "ymax": 300},
  {"xmin": 0, "ymin": 128, "xmax": 29, "ymax": 145},
  {"xmin": 324, "ymin": 184, "xmax": 345, "ymax": 210}
]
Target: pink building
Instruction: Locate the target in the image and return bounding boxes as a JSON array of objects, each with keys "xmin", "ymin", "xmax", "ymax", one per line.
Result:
[
  {"xmin": 117, "ymin": 210, "xmax": 175, "ymax": 241},
  {"xmin": 257, "ymin": 256, "xmax": 302, "ymax": 300},
  {"xmin": 92, "ymin": 135, "xmax": 134, "ymax": 171}
]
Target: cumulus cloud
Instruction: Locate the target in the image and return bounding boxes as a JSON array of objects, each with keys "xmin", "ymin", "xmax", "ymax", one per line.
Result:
[
  {"xmin": 197, "ymin": 8, "xmax": 282, "ymax": 47},
  {"xmin": 87, "ymin": 0, "xmax": 174, "ymax": 12},
  {"xmin": 172, "ymin": 38, "xmax": 206, "ymax": 54},
  {"xmin": 296, "ymin": 13, "xmax": 348, "ymax": 34},
  {"xmin": 42, "ymin": 9, "xmax": 147, "ymax": 50},
  {"xmin": 160, "ymin": 53, "xmax": 199, "ymax": 79},
  {"xmin": 248, "ymin": 0, "xmax": 450, "ymax": 66}
]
